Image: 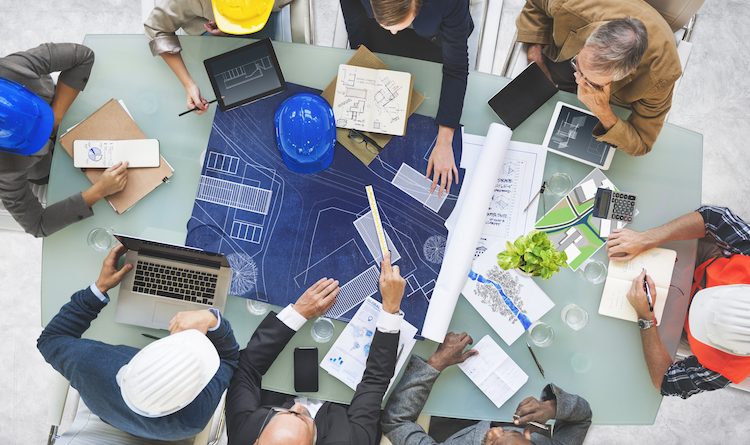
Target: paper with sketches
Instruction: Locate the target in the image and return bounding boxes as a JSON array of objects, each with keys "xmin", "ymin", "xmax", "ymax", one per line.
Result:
[
  {"xmin": 321, "ymin": 297, "xmax": 417, "ymax": 391},
  {"xmin": 333, "ymin": 64, "xmax": 411, "ymax": 136},
  {"xmin": 462, "ymin": 239, "xmax": 555, "ymax": 345},
  {"xmin": 458, "ymin": 335, "xmax": 528, "ymax": 408},
  {"xmin": 447, "ymin": 134, "xmax": 546, "ymax": 259}
]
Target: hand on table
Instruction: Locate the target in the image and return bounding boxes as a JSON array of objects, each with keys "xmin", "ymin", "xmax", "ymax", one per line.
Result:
[
  {"xmin": 426, "ymin": 135, "xmax": 459, "ymax": 198},
  {"xmin": 379, "ymin": 251, "xmax": 406, "ymax": 314},
  {"xmin": 426, "ymin": 332, "xmax": 477, "ymax": 372},
  {"xmin": 169, "ymin": 309, "xmax": 218, "ymax": 334},
  {"xmin": 95, "ymin": 243, "xmax": 133, "ymax": 294},
  {"xmin": 185, "ymin": 83, "xmax": 209, "ymax": 114},
  {"xmin": 626, "ymin": 270, "xmax": 656, "ymax": 320},
  {"xmin": 293, "ymin": 278, "xmax": 340, "ymax": 319},
  {"xmin": 526, "ymin": 43, "xmax": 553, "ymax": 82},
  {"xmin": 607, "ymin": 228, "xmax": 652, "ymax": 261}
]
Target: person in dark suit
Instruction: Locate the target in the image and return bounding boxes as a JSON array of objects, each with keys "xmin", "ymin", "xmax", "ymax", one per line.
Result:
[
  {"xmin": 339, "ymin": 0, "xmax": 474, "ymax": 197},
  {"xmin": 226, "ymin": 251, "xmax": 407, "ymax": 445}
]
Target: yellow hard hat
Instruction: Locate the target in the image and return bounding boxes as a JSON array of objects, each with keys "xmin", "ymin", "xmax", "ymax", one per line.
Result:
[{"xmin": 212, "ymin": 0, "xmax": 274, "ymax": 35}]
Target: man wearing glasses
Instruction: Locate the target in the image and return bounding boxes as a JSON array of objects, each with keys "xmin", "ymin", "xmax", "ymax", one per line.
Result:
[
  {"xmin": 226, "ymin": 251, "xmax": 407, "ymax": 445},
  {"xmin": 516, "ymin": 0, "xmax": 682, "ymax": 156}
]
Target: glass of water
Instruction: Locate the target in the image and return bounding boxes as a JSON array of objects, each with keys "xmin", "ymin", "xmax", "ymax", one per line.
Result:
[
  {"xmin": 311, "ymin": 317, "xmax": 335, "ymax": 343},
  {"xmin": 87, "ymin": 227, "xmax": 114, "ymax": 252},
  {"xmin": 561, "ymin": 304, "xmax": 589, "ymax": 331},
  {"xmin": 581, "ymin": 260, "xmax": 607, "ymax": 284},
  {"xmin": 246, "ymin": 299, "xmax": 270, "ymax": 316},
  {"xmin": 546, "ymin": 172, "xmax": 573, "ymax": 197},
  {"xmin": 527, "ymin": 321, "xmax": 554, "ymax": 348}
]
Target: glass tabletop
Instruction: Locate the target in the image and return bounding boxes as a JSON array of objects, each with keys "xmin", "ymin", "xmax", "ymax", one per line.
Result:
[{"xmin": 42, "ymin": 35, "xmax": 702, "ymax": 424}]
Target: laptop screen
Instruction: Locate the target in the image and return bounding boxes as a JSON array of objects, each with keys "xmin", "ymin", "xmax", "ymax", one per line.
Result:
[{"xmin": 114, "ymin": 234, "xmax": 229, "ymax": 268}]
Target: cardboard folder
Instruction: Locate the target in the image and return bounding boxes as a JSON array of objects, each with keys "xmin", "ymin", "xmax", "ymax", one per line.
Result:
[
  {"xmin": 59, "ymin": 99, "xmax": 173, "ymax": 214},
  {"xmin": 321, "ymin": 46, "xmax": 424, "ymax": 165}
]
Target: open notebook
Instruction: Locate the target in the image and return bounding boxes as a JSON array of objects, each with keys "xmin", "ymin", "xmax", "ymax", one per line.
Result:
[{"xmin": 599, "ymin": 248, "xmax": 677, "ymax": 324}]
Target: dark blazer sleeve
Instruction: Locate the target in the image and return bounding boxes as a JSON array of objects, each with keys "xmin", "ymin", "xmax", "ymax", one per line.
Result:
[
  {"xmin": 536, "ymin": 384, "xmax": 592, "ymax": 445},
  {"xmin": 225, "ymin": 312, "xmax": 297, "ymax": 444},
  {"xmin": 435, "ymin": 0, "xmax": 473, "ymax": 129},
  {"xmin": 346, "ymin": 328, "xmax": 400, "ymax": 445}
]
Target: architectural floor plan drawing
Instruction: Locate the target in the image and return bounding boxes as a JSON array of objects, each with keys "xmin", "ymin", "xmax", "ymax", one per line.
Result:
[
  {"xmin": 186, "ymin": 83, "xmax": 463, "ymax": 333},
  {"xmin": 215, "ymin": 56, "xmax": 274, "ymax": 90}
]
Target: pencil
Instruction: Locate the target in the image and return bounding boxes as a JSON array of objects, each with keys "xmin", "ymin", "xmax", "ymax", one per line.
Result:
[
  {"xmin": 141, "ymin": 333, "xmax": 163, "ymax": 340},
  {"xmin": 526, "ymin": 343, "xmax": 545, "ymax": 378},
  {"xmin": 178, "ymin": 97, "xmax": 221, "ymax": 116}
]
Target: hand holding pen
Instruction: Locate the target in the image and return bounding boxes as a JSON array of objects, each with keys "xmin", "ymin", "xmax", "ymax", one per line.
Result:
[
  {"xmin": 642, "ymin": 268, "xmax": 654, "ymax": 312},
  {"xmin": 626, "ymin": 270, "xmax": 657, "ymax": 320}
]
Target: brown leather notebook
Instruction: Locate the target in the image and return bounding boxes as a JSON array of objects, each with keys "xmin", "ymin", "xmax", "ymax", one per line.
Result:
[
  {"xmin": 321, "ymin": 46, "xmax": 424, "ymax": 165},
  {"xmin": 59, "ymin": 99, "xmax": 174, "ymax": 214}
]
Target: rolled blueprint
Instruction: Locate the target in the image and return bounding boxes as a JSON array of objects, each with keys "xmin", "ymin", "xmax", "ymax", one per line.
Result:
[{"xmin": 421, "ymin": 123, "xmax": 513, "ymax": 342}]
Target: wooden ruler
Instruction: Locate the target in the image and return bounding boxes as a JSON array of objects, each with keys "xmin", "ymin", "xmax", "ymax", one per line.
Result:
[{"xmin": 365, "ymin": 185, "xmax": 389, "ymax": 259}]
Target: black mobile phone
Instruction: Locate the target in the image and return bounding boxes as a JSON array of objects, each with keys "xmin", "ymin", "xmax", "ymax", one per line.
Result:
[{"xmin": 294, "ymin": 347, "xmax": 319, "ymax": 392}]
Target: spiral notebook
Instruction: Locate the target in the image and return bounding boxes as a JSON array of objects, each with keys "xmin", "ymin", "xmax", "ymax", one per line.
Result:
[{"xmin": 599, "ymin": 247, "xmax": 677, "ymax": 324}]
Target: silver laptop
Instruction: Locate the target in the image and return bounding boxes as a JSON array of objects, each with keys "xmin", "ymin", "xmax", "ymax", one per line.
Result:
[{"xmin": 114, "ymin": 234, "xmax": 231, "ymax": 330}]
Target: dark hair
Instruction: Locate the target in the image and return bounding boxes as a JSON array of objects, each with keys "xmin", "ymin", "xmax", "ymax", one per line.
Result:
[{"xmin": 370, "ymin": 0, "xmax": 423, "ymax": 27}]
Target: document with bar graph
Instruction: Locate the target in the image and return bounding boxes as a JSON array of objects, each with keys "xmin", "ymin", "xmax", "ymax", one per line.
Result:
[{"xmin": 185, "ymin": 83, "xmax": 464, "ymax": 333}]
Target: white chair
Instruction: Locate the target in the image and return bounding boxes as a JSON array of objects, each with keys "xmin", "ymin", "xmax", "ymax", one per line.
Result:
[
  {"xmin": 46, "ymin": 372, "xmax": 227, "ymax": 445},
  {"xmin": 501, "ymin": 0, "xmax": 704, "ymax": 79}
]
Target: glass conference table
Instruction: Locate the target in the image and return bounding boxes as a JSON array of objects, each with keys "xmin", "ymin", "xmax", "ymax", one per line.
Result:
[{"xmin": 42, "ymin": 35, "xmax": 703, "ymax": 424}]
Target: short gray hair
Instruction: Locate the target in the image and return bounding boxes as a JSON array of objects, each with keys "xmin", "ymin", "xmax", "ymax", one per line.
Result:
[{"xmin": 584, "ymin": 18, "xmax": 648, "ymax": 81}]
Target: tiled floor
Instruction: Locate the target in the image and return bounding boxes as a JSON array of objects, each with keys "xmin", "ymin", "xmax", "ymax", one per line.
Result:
[{"xmin": 1, "ymin": 0, "xmax": 749, "ymax": 444}]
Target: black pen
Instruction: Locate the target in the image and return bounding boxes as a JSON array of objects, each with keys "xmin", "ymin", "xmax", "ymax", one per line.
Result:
[
  {"xmin": 178, "ymin": 97, "xmax": 222, "ymax": 116},
  {"xmin": 643, "ymin": 270, "xmax": 654, "ymax": 312},
  {"xmin": 524, "ymin": 182, "xmax": 546, "ymax": 213},
  {"xmin": 526, "ymin": 343, "xmax": 545, "ymax": 378},
  {"xmin": 141, "ymin": 333, "xmax": 163, "ymax": 340}
]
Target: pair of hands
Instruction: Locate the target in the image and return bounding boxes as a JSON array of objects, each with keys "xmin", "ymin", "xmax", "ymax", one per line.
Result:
[
  {"xmin": 293, "ymin": 251, "xmax": 406, "ymax": 319},
  {"xmin": 482, "ymin": 397, "xmax": 557, "ymax": 443}
]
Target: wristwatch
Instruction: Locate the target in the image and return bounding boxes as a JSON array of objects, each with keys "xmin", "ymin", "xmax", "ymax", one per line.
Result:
[{"xmin": 638, "ymin": 318, "xmax": 655, "ymax": 330}]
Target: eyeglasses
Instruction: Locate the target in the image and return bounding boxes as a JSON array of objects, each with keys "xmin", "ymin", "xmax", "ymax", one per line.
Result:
[
  {"xmin": 256, "ymin": 407, "xmax": 317, "ymax": 445},
  {"xmin": 348, "ymin": 129, "xmax": 384, "ymax": 156},
  {"xmin": 570, "ymin": 56, "xmax": 607, "ymax": 91}
]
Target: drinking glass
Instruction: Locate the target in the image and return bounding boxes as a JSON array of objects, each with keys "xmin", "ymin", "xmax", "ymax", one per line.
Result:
[
  {"xmin": 546, "ymin": 172, "xmax": 573, "ymax": 196},
  {"xmin": 246, "ymin": 299, "xmax": 270, "ymax": 316},
  {"xmin": 561, "ymin": 304, "xmax": 589, "ymax": 331},
  {"xmin": 527, "ymin": 321, "xmax": 554, "ymax": 348},
  {"xmin": 311, "ymin": 317, "xmax": 335, "ymax": 343},
  {"xmin": 581, "ymin": 260, "xmax": 607, "ymax": 284},
  {"xmin": 87, "ymin": 227, "xmax": 114, "ymax": 252}
]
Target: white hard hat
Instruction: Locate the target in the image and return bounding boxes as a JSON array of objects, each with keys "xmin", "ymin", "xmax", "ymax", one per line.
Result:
[
  {"xmin": 116, "ymin": 329, "xmax": 220, "ymax": 418},
  {"xmin": 689, "ymin": 285, "xmax": 750, "ymax": 357}
]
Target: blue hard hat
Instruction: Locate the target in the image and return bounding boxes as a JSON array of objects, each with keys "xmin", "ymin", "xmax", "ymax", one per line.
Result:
[
  {"xmin": 0, "ymin": 77, "xmax": 54, "ymax": 156},
  {"xmin": 274, "ymin": 93, "xmax": 336, "ymax": 174}
]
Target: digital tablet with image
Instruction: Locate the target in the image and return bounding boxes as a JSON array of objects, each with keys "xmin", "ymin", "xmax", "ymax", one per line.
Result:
[{"xmin": 542, "ymin": 102, "xmax": 616, "ymax": 170}]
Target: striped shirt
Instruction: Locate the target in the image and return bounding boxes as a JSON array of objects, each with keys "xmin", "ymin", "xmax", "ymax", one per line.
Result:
[{"xmin": 660, "ymin": 206, "xmax": 750, "ymax": 398}]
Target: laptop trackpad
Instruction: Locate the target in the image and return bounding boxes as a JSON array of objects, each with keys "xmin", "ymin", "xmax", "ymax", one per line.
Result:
[{"xmin": 153, "ymin": 303, "xmax": 183, "ymax": 327}]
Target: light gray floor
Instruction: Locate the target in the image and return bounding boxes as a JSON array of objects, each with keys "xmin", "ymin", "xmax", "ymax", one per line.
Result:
[{"xmin": 1, "ymin": 0, "xmax": 749, "ymax": 444}]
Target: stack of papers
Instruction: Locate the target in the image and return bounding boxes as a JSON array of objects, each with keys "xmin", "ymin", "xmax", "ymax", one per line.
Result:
[
  {"xmin": 321, "ymin": 297, "xmax": 417, "ymax": 391},
  {"xmin": 458, "ymin": 335, "xmax": 528, "ymax": 408}
]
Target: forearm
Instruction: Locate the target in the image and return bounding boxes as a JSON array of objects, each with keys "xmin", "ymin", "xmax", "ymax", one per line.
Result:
[
  {"xmin": 51, "ymin": 82, "xmax": 81, "ymax": 131},
  {"xmin": 436, "ymin": 126, "xmax": 455, "ymax": 151},
  {"xmin": 81, "ymin": 185, "xmax": 106, "ymax": 207},
  {"xmin": 641, "ymin": 212, "xmax": 706, "ymax": 248},
  {"xmin": 160, "ymin": 52, "xmax": 196, "ymax": 88},
  {"xmin": 639, "ymin": 327, "xmax": 673, "ymax": 389}
]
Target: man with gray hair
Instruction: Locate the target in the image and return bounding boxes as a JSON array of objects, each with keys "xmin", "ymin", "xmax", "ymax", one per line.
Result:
[{"xmin": 517, "ymin": 0, "xmax": 682, "ymax": 156}]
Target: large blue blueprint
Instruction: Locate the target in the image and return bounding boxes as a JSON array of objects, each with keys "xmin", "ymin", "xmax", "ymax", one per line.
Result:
[{"xmin": 185, "ymin": 83, "xmax": 463, "ymax": 334}]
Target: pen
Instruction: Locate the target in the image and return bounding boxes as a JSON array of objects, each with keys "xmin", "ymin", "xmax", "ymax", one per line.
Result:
[
  {"xmin": 643, "ymin": 270, "xmax": 654, "ymax": 312},
  {"xmin": 178, "ymin": 97, "xmax": 222, "ymax": 116},
  {"xmin": 141, "ymin": 333, "xmax": 163, "ymax": 340},
  {"xmin": 513, "ymin": 414, "xmax": 550, "ymax": 431},
  {"xmin": 526, "ymin": 342, "xmax": 545, "ymax": 378},
  {"xmin": 524, "ymin": 182, "xmax": 547, "ymax": 213}
]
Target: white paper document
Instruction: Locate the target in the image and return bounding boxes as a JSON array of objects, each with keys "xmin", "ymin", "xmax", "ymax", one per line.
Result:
[
  {"xmin": 458, "ymin": 335, "xmax": 528, "ymax": 408},
  {"xmin": 332, "ymin": 64, "xmax": 411, "ymax": 136},
  {"xmin": 462, "ymin": 239, "xmax": 555, "ymax": 345},
  {"xmin": 321, "ymin": 297, "xmax": 418, "ymax": 391},
  {"xmin": 447, "ymin": 133, "xmax": 547, "ymax": 257}
]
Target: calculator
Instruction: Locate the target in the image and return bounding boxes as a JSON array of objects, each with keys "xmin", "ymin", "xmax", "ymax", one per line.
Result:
[{"xmin": 593, "ymin": 188, "xmax": 637, "ymax": 222}]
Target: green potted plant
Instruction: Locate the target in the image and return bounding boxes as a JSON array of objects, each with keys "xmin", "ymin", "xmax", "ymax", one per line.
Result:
[{"xmin": 496, "ymin": 231, "xmax": 568, "ymax": 279}]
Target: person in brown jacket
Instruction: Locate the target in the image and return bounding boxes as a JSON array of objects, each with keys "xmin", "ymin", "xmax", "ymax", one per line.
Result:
[{"xmin": 517, "ymin": 0, "xmax": 682, "ymax": 156}]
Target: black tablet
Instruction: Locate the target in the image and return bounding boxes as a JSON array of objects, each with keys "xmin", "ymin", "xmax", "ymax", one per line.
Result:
[
  {"xmin": 203, "ymin": 39, "xmax": 286, "ymax": 111},
  {"xmin": 487, "ymin": 62, "xmax": 558, "ymax": 129}
]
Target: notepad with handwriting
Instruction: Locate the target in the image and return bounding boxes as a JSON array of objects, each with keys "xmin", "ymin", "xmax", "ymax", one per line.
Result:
[{"xmin": 599, "ymin": 248, "xmax": 677, "ymax": 324}]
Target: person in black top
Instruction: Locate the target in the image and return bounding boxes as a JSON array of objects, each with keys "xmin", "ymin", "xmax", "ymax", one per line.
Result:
[{"xmin": 340, "ymin": 0, "xmax": 473, "ymax": 196}]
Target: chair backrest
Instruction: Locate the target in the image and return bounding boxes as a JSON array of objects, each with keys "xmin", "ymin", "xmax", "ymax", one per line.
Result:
[{"xmin": 644, "ymin": 0, "xmax": 704, "ymax": 31}]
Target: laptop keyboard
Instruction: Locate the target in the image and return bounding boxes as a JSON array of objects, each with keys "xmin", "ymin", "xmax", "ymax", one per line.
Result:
[{"xmin": 133, "ymin": 260, "xmax": 218, "ymax": 305}]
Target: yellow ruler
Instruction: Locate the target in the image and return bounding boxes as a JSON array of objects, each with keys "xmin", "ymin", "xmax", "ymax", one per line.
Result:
[{"xmin": 365, "ymin": 185, "xmax": 389, "ymax": 259}]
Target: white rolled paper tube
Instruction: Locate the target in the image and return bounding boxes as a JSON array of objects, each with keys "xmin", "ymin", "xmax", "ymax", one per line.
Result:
[{"xmin": 421, "ymin": 123, "xmax": 512, "ymax": 342}]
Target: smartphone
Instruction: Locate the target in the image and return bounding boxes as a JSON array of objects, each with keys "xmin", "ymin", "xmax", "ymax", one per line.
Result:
[
  {"xmin": 73, "ymin": 139, "xmax": 160, "ymax": 168},
  {"xmin": 294, "ymin": 347, "xmax": 319, "ymax": 393}
]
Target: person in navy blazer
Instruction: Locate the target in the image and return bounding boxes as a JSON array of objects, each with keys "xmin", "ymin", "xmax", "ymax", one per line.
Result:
[{"xmin": 340, "ymin": 0, "xmax": 473, "ymax": 197}]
